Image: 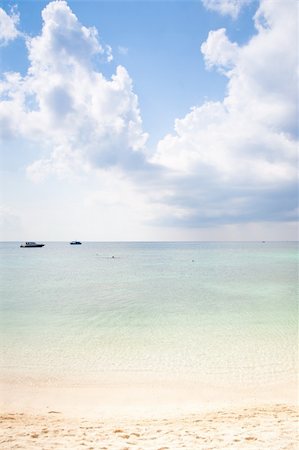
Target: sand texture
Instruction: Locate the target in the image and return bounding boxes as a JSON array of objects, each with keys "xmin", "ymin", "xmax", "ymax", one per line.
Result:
[{"xmin": 1, "ymin": 404, "xmax": 298, "ymax": 450}]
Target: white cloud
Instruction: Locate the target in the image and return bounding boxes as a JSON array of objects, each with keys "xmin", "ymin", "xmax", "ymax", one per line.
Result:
[
  {"xmin": 0, "ymin": 1, "xmax": 146, "ymax": 181},
  {"xmin": 0, "ymin": 7, "xmax": 19, "ymax": 45},
  {"xmin": 84, "ymin": 168, "xmax": 189, "ymax": 226},
  {"xmin": 201, "ymin": 28, "xmax": 239, "ymax": 71},
  {"xmin": 0, "ymin": 0, "xmax": 297, "ymax": 234},
  {"xmin": 152, "ymin": 0, "xmax": 298, "ymax": 226},
  {"xmin": 28, "ymin": 0, "xmax": 109, "ymax": 68},
  {"xmin": 202, "ymin": 0, "xmax": 252, "ymax": 19}
]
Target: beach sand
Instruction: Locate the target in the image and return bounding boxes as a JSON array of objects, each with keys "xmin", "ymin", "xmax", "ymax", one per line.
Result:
[
  {"xmin": 1, "ymin": 380, "xmax": 298, "ymax": 449},
  {"xmin": 1, "ymin": 404, "xmax": 298, "ymax": 449}
]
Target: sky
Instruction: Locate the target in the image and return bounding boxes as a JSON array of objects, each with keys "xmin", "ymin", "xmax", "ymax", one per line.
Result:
[{"xmin": 0, "ymin": 0, "xmax": 298, "ymax": 241}]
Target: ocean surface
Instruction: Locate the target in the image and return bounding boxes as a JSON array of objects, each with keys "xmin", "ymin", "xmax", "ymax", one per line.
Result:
[{"xmin": 0, "ymin": 242, "xmax": 298, "ymax": 389}]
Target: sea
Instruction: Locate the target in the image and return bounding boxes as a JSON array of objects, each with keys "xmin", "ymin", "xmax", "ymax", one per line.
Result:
[{"xmin": 0, "ymin": 241, "xmax": 298, "ymax": 392}]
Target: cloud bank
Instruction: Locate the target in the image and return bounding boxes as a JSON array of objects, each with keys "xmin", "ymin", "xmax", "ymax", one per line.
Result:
[
  {"xmin": 153, "ymin": 0, "xmax": 298, "ymax": 226},
  {"xmin": 0, "ymin": 0, "xmax": 297, "ymax": 232}
]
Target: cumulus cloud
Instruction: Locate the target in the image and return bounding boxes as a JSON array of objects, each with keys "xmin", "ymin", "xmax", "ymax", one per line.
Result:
[
  {"xmin": 0, "ymin": 0, "xmax": 297, "ymax": 232},
  {"xmin": 0, "ymin": 0, "xmax": 147, "ymax": 180},
  {"xmin": 201, "ymin": 28, "xmax": 239, "ymax": 71},
  {"xmin": 202, "ymin": 0, "xmax": 252, "ymax": 19},
  {"xmin": 0, "ymin": 7, "xmax": 20, "ymax": 45},
  {"xmin": 152, "ymin": 0, "xmax": 298, "ymax": 226}
]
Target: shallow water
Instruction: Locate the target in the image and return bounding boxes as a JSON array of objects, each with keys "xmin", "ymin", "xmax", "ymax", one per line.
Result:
[{"xmin": 0, "ymin": 242, "xmax": 297, "ymax": 388}]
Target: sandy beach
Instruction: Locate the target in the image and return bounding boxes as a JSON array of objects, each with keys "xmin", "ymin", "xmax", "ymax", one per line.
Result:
[
  {"xmin": 1, "ymin": 379, "xmax": 298, "ymax": 449},
  {"xmin": 1, "ymin": 404, "xmax": 298, "ymax": 449}
]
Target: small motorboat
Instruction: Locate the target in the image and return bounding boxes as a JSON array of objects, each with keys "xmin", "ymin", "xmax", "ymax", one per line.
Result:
[
  {"xmin": 20, "ymin": 242, "xmax": 45, "ymax": 248},
  {"xmin": 70, "ymin": 241, "xmax": 82, "ymax": 245}
]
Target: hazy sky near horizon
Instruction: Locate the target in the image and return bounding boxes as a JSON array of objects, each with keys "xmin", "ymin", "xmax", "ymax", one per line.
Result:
[{"xmin": 0, "ymin": 0, "xmax": 298, "ymax": 241}]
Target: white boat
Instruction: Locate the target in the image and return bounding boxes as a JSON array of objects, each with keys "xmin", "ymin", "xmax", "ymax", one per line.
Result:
[{"xmin": 20, "ymin": 242, "xmax": 45, "ymax": 248}]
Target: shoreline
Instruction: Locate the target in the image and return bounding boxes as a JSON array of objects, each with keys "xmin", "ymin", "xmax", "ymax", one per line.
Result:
[{"xmin": 1, "ymin": 377, "xmax": 297, "ymax": 418}]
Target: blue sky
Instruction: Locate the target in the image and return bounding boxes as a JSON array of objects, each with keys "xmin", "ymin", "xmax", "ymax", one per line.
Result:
[
  {"xmin": 1, "ymin": 1, "xmax": 256, "ymax": 145},
  {"xmin": 0, "ymin": 0, "xmax": 298, "ymax": 240}
]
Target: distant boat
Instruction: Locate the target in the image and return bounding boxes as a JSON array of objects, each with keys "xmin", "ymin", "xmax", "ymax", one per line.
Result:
[
  {"xmin": 20, "ymin": 242, "xmax": 45, "ymax": 248},
  {"xmin": 70, "ymin": 241, "xmax": 82, "ymax": 245}
]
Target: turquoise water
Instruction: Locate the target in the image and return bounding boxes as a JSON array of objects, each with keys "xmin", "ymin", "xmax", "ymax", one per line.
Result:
[{"xmin": 0, "ymin": 242, "xmax": 298, "ymax": 387}]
